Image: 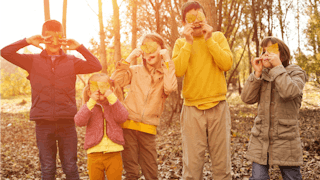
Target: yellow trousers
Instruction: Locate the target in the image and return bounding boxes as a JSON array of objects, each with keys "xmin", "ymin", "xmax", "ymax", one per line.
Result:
[{"xmin": 87, "ymin": 151, "xmax": 123, "ymax": 180}]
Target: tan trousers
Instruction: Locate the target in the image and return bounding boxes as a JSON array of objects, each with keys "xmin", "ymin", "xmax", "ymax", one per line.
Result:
[
  {"xmin": 122, "ymin": 129, "xmax": 158, "ymax": 180},
  {"xmin": 181, "ymin": 101, "xmax": 231, "ymax": 180}
]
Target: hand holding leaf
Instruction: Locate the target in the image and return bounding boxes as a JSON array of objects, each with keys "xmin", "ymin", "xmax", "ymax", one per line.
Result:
[
  {"xmin": 266, "ymin": 43, "xmax": 279, "ymax": 54},
  {"xmin": 97, "ymin": 81, "xmax": 110, "ymax": 95}
]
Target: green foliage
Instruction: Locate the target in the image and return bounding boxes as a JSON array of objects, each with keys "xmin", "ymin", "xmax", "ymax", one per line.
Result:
[
  {"xmin": 295, "ymin": 51, "xmax": 320, "ymax": 83},
  {"xmin": 295, "ymin": 1, "xmax": 320, "ymax": 84},
  {"xmin": 1, "ymin": 68, "xmax": 31, "ymax": 98}
]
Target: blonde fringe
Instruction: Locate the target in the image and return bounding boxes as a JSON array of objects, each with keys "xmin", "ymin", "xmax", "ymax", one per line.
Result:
[{"xmin": 81, "ymin": 73, "xmax": 123, "ymax": 106}]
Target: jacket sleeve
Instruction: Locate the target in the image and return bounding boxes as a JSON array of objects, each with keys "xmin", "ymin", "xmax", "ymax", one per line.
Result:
[
  {"xmin": 111, "ymin": 61, "xmax": 133, "ymax": 88},
  {"xmin": 172, "ymin": 38, "xmax": 192, "ymax": 77},
  {"xmin": 162, "ymin": 60, "xmax": 178, "ymax": 95},
  {"xmin": 241, "ymin": 73, "xmax": 262, "ymax": 104},
  {"xmin": 269, "ymin": 65, "xmax": 307, "ymax": 101},
  {"xmin": 74, "ymin": 45, "xmax": 102, "ymax": 74},
  {"xmin": 104, "ymin": 93, "xmax": 128, "ymax": 124},
  {"xmin": 74, "ymin": 104, "xmax": 93, "ymax": 127},
  {"xmin": 109, "ymin": 100, "xmax": 129, "ymax": 124},
  {"xmin": 207, "ymin": 32, "xmax": 233, "ymax": 71},
  {"xmin": 0, "ymin": 38, "xmax": 34, "ymax": 72}
]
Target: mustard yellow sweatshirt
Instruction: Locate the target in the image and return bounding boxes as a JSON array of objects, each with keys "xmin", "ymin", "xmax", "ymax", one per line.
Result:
[{"xmin": 172, "ymin": 32, "xmax": 233, "ymax": 110}]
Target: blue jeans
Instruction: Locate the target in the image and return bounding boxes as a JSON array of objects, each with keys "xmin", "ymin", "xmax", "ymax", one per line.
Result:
[
  {"xmin": 250, "ymin": 162, "xmax": 302, "ymax": 180},
  {"xmin": 35, "ymin": 120, "xmax": 80, "ymax": 180}
]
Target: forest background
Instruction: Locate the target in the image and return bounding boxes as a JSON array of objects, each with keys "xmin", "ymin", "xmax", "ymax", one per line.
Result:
[{"xmin": 1, "ymin": 0, "xmax": 320, "ymax": 179}]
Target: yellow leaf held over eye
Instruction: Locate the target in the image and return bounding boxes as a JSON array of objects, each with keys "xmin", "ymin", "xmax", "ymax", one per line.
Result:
[
  {"xmin": 97, "ymin": 81, "xmax": 110, "ymax": 94},
  {"xmin": 197, "ymin": 11, "xmax": 205, "ymax": 22},
  {"xmin": 186, "ymin": 12, "xmax": 197, "ymax": 23},
  {"xmin": 141, "ymin": 41, "xmax": 159, "ymax": 54},
  {"xmin": 89, "ymin": 81, "xmax": 99, "ymax": 93},
  {"xmin": 266, "ymin": 43, "xmax": 279, "ymax": 54}
]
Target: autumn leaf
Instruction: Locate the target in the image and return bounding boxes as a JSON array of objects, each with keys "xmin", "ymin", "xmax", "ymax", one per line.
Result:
[
  {"xmin": 141, "ymin": 41, "xmax": 158, "ymax": 54},
  {"xmin": 97, "ymin": 81, "xmax": 110, "ymax": 94},
  {"xmin": 197, "ymin": 11, "xmax": 205, "ymax": 22},
  {"xmin": 266, "ymin": 43, "xmax": 279, "ymax": 54},
  {"xmin": 186, "ymin": 12, "xmax": 197, "ymax": 23},
  {"xmin": 89, "ymin": 81, "xmax": 99, "ymax": 93}
]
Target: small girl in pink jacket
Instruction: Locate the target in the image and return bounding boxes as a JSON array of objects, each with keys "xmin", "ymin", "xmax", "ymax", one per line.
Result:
[{"xmin": 74, "ymin": 73, "xmax": 128, "ymax": 180}]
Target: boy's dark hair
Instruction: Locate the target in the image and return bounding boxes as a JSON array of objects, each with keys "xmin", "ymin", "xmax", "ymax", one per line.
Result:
[
  {"xmin": 261, "ymin": 36, "xmax": 291, "ymax": 67},
  {"xmin": 181, "ymin": 1, "xmax": 206, "ymax": 23},
  {"xmin": 42, "ymin": 19, "xmax": 64, "ymax": 36}
]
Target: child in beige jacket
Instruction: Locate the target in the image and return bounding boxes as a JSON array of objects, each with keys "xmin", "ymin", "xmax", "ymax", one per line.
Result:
[{"xmin": 111, "ymin": 33, "xmax": 177, "ymax": 179}]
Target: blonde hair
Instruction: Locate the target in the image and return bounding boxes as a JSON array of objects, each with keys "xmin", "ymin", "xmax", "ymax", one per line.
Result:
[
  {"xmin": 140, "ymin": 33, "xmax": 167, "ymax": 49},
  {"xmin": 140, "ymin": 33, "xmax": 170, "ymax": 71},
  {"xmin": 81, "ymin": 73, "xmax": 115, "ymax": 105}
]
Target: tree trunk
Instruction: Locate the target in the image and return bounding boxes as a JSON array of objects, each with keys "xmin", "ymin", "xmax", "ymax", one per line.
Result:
[
  {"xmin": 218, "ymin": 0, "xmax": 223, "ymax": 31},
  {"xmin": 277, "ymin": 0, "xmax": 285, "ymax": 40},
  {"xmin": 296, "ymin": 0, "xmax": 300, "ymax": 52},
  {"xmin": 44, "ymin": 0, "xmax": 50, "ymax": 21},
  {"xmin": 212, "ymin": 0, "xmax": 218, "ymax": 31},
  {"xmin": 131, "ymin": 0, "xmax": 138, "ymax": 65},
  {"xmin": 99, "ymin": 0, "xmax": 108, "ymax": 74},
  {"xmin": 149, "ymin": 0, "xmax": 165, "ymax": 34},
  {"xmin": 227, "ymin": 28, "xmax": 252, "ymax": 88},
  {"xmin": 112, "ymin": 0, "xmax": 122, "ymax": 64},
  {"xmin": 267, "ymin": 0, "xmax": 273, "ymax": 36},
  {"xmin": 198, "ymin": 0, "xmax": 214, "ymax": 27},
  {"xmin": 62, "ymin": 0, "xmax": 67, "ymax": 37},
  {"xmin": 252, "ymin": 0, "xmax": 260, "ymax": 56},
  {"xmin": 62, "ymin": 0, "xmax": 68, "ymax": 53}
]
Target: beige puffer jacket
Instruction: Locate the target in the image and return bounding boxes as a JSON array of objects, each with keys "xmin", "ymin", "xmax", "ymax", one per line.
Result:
[
  {"xmin": 111, "ymin": 60, "xmax": 177, "ymax": 126},
  {"xmin": 241, "ymin": 64, "xmax": 307, "ymax": 166}
]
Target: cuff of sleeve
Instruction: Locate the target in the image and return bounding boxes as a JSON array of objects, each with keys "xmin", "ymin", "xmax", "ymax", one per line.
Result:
[
  {"xmin": 76, "ymin": 44, "xmax": 86, "ymax": 52},
  {"xmin": 107, "ymin": 93, "xmax": 118, "ymax": 105},
  {"xmin": 182, "ymin": 42, "xmax": 192, "ymax": 52},
  {"xmin": 253, "ymin": 72, "xmax": 262, "ymax": 80},
  {"xmin": 87, "ymin": 98, "xmax": 97, "ymax": 110},
  {"xmin": 269, "ymin": 65, "xmax": 286, "ymax": 79},
  {"xmin": 122, "ymin": 59, "xmax": 130, "ymax": 65},
  {"xmin": 116, "ymin": 60, "xmax": 130, "ymax": 70},
  {"xmin": 164, "ymin": 62, "xmax": 169, "ymax": 70},
  {"xmin": 249, "ymin": 73, "xmax": 262, "ymax": 82}
]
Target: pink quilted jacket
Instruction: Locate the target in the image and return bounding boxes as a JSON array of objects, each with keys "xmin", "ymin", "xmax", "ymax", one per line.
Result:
[{"xmin": 74, "ymin": 99, "xmax": 128, "ymax": 150}]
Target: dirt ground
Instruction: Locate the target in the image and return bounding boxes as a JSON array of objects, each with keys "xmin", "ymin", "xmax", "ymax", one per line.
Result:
[{"xmin": 1, "ymin": 82, "xmax": 320, "ymax": 179}]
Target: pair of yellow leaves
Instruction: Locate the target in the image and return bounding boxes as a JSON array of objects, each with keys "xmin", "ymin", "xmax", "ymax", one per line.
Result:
[
  {"xmin": 141, "ymin": 41, "xmax": 159, "ymax": 54},
  {"xmin": 186, "ymin": 11, "xmax": 205, "ymax": 24},
  {"xmin": 89, "ymin": 81, "xmax": 110, "ymax": 94}
]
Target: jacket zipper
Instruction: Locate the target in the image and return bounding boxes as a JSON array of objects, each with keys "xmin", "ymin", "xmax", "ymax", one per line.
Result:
[
  {"xmin": 141, "ymin": 87, "xmax": 152, "ymax": 121},
  {"xmin": 141, "ymin": 74, "xmax": 158, "ymax": 121}
]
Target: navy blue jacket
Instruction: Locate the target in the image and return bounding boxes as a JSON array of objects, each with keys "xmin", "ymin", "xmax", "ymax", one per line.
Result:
[{"xmin": 1, "ymin": 39, "xmax": 102, "ymax": 121}]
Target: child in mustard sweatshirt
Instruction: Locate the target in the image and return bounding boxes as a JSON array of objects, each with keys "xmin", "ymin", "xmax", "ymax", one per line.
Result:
[{"xmin": 172, "ymin": 1, "xmax": 233, "ymax": 179}]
